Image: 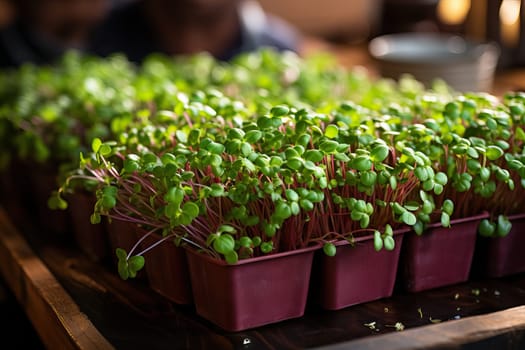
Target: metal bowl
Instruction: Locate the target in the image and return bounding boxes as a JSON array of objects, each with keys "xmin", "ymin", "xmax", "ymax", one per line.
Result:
[{"xmin": 368, "ymin": 33, "xmax": 500, "ymax": 92}]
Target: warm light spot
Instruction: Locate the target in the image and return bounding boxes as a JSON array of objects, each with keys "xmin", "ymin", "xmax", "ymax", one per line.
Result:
[
  {"xmin": 500, "ymin": 0, "xmax": 521, "ymax": 47},
  {"xmin": 500, "ymin": 0, "xmax": 521, "ymax": 26},
  {"xmin": 437, "ymin": 0, "xmax": 471, "ymax": 25}
]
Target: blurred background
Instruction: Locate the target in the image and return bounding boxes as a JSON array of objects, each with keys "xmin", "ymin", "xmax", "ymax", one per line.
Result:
[
  {"xmin": 262, "ymin": 0, "xmax": 524, "ymax": 68},
  {"xmin": 0, "ymin": 0, "xmax": 524, "ymax": 67}
]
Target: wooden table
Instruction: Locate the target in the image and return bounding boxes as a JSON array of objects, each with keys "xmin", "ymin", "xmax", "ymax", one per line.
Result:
[{"xmin": 1, "ymin": 206, "xmax": 525, "ymax": 350}]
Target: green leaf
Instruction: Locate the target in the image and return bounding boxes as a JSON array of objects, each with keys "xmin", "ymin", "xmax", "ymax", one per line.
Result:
[
  {"xmin": 128, "ymin": 255, "xmax": 145, "ymax": 275},
  {"xmin": 467, "ymin": 147, "xmax": 479, "ymax": 159},
  {"xmin": 467, "ymin": 159, "xmax": 482, "ymax": 172},
  {"xmin": 370, "ymin": 144, "xmax": 390, "ymax": 162},
  {"xmin": 486, "ymin": 118, "xmax": 497, "ymax": 130},
  {"xmin": 496, "ymin": 215, "xmax": 512, "ymax": 237},
  {"xmin": 165, "ymin": 187, "xmax": 184, "ymax": 204},
  {"xmin": 175, "ymin": 130, "xmax": 188, "ymax": 143},
  {"xmin": 263, "ymin": 222, "xmax": 277, "ymax": 237},
  {"xmin": 360, "ymin": 214, "xmax": 370, "ymax": 228},
  {"xmin": 213, "ymin": 234, "xmax": 235, "ymax": 254},
  {"xmin": 434, "ymin": 172, "xmax": 448, "ymax": 186},
  {"xmin": 90, "ymin": 213, "xmax": 101, "ymax": 224},
  {"xmin": 353, "ymin": 156, "xmax": 372, "ymax": 171},
  {"xmin": 495, "ymin": 140, "xmax": 510, "ymax": 150},
  {"xmin": 260, "ymin": 241, "xmax": 273, "ymax": 254},
  {"xmin": 100, "ymin": 194, "xmax": 116, "ymax": 209},
  {"xmin": 478, "ymin": 219, "xmax": 496, "ymax": 237},
  {"xmin": 320, "ymin": 140, "xmax": 339, "ymax": 153},
  {"xmin": 241, "ymin": 142, "xmax": 252, "ymax": 156},
  {"xmin": 442, "ymin": 199, "xmax": 454, "ymax": 216},
  {"xmin": 252, "ymin": 236, "xmax": 262, "ymax": 247},
  {"xmin": 422, "ymin": 200, "xmax": 433, "ymax": 214},
  {"xmin": 324, "ymin": 124, "xmax": 339, "ymax": 139},
  {"xmin": 257, "ymin": 115, "xmax": 273, "ymax": 129},
  {"xmin": 516, "ymin": 127, "xmax": 525, "ymax": 141},
  {"xmin": 360, "ymin": 171, "xmax": 377, "ymax": 187},
  {"xmin": 392, "ymin": 202, "xmax": 404, "ymax": 215},
  {"xmin": 270, "ymin": 105, "xmax": 290, "ymax": 117},
  {"xmin": 444, "ymin": 102, "xmax": 460, "ymax": 118},
  {"xmin": 99, "ymin": 144, "xmax": 112, "ymax": 156},
  {"xmin": 47, "ymin": 195, "xmax": 68, "ymax": 210},
  {"xmin": 207, "ymin": 141, "xmax": 225, "ymax": 154},
  {"xmin": 385, "ymin": 224, "xmax": 393, "ymax": 236},
  {"xmin": 373, "ymin": 230, "xmax": 383, "ymax": 251},
  {"xmin": 304, "ymin": 149, "xmax": 324, "ymax": 162},
  {"xmin": 404, "ymin": 202, "xmax": 420, "ymax": 211},
  {"xmin": 245, "ymin": 130, "xmax": 263, "ymax": 144},
  {"xmin": 179, "ymin": 213, "xmax": 193, "ymax": 226},
  {"xmin": 118, "ymin": 259, "xmax": 129, "ymax": 280},
  {"xmin": 479, "ymin": 167, "xmax": 490, "ymax": 182},
  {"xmin": 238, "ymin": 236, "xmax": 253, "ymax": 249},
  {"xmin": 383, "ymin": 235, "xmax": 395, "ymax": 251},
  {"xmin": 206, "ymin": 233, "xmax": 219, "ymax": 247},
  {"xmin": 495, "ymin": 168, "xmax": 510, "ymax": 182},
  {"xmin": 323, "ymin": 242, "xmax": 337, "ymax": 257},
  {"xmin": 433, "ymin": 183, "xmax": 444, "ymax": 195},
  {"xmin": 209, "ymin": 183, "xmax": 225, "ymax": 197},
  {"xmin": 116, "ymin": 248, "xmax": 127, "ymax": 260},
  {"xmin": 389, "ymin": 176, "xmax": 398, "ymax": 190},
  {"xmin": 414, "ymin": 220, "xmax": 424, "ymax": 235},
  {"xmin": 401, "ymin": 211, "xmax": 417, "ymax": 226},
  {"xmin": 507, "ymin": 159, "xmax": 524, "ymax": 171},
  {"xmin": 441, "ymin": 212, "xmax": 451, "ymax": 227},
  {"xmin": 299, "ymin": 199, "xmax": 314, "ymax": 211},
  {"xmin": 123, "ymin": 159, "xmax": 140, "ymax": 173},
  {"xmin": 414, "ymin": 167, "xmax": 429, "ymax": 181},
  {"xmin": 422, "ymin": 178, "xmax": 434, "ymax": 192},
  {"xmin": 296, "ymin": 133, "xmax": 311, "ymax": 147},
  {"xmin": 182, "ymin": 202, "xmax": 199, "ymax": 219},
  {"xmin": 509, "ymin": 103, "xmax": 525, "ymax": 115},
  {"xmin": 275, "ymin": 202, "xmax": 292, "ymax": 219},
  {"xmin": 486, "ymin": 146, "xmax": 504, "ymax": 160},
  {"xmin": 304, "ymin": 160, "xmax": 317, "ymax": 171},
  {"xmin": 285, "ymin": 189, "xmax": 299, "ymax": 202},
  {"xmin": 225, "ymin": 251, "xmax": 238, "ymax": 264},
  {"xmin": 334, "ymin": 152, "xmax": 350, "ymax": 162},
  {"xmin": 217, "ymin": 224, "xmax": 236, "ymax": 234},
  {"xmin": 286, "ymin": 157, "xmax": 303, "ymax": 170},
  {"xmin": 92, "ymin": 138, "xmax": 102, "ymax": 153}
]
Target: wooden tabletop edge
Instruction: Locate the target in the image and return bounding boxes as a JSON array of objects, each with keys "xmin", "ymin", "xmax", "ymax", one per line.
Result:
[
  {"xmin": 320, "ymin": 305, "xmax": 525, "ymax": 350},
  {"xmin": 0, "ymin": 208, "xmax": 114, "ymax": 350}
]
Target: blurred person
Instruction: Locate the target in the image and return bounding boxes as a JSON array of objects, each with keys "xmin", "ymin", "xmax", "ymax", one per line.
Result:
[
  {"xmin": 89, "ymin": 0, "xmax": 300, "ymax": 62},
  {"xmin": 0, "ymin": 0, "xmax": 109, "ymax": 68}
]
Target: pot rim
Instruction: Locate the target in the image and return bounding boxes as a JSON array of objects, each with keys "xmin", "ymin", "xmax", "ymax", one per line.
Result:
[
  {"xmin": 184, "ymin": 243, "xmax": 321, "ymax": 267},
  {"xmin": 327, "ymin": 227, "xmax": 409, "ymax": 247},
  {"xmin": 426, "ymin": 211, "xmax": 490, "ymax": 230}
]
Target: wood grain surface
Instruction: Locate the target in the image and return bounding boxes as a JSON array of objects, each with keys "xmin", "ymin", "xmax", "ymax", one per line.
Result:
[{"xmin": 0, "ymin": 209, "xmax": 113, "ymax": 350}]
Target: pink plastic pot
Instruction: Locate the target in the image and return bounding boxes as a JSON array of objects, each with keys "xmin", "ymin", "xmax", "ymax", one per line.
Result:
[
  {"xmin": 316, "ymin": 230, "xmax": 406, "ymax": 310},
  {"xmin": 106, "ymin": 219, "xmax": 140, "ymax": 253},
  {"xmin": 186, "ymin": 245, "xmax": 318, "ymax": 332},
  {"xmin": 140, "ymin": 233, "xmax": 192, "ymax": 305},
  {"xmin": 68, "ymin": 192, "xmax": 108, "ymax": 261},
  {"xmin": 0, "ymin": 160, "xmax": 32, "ymax": 227},
  {"xmin": 400, "ymin": 212, "xmax": 488, "ymax": 292},
  {"xmin": 474, "ymin": 213, "xmax": 525, "ymax": 278},
  {"xmin": 31, "ymin": 163, "xmax": 71, "ymax": 235},
  {"xmin": 106, "ymin": 219, "xmax": 147, "ymax": 280}
]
